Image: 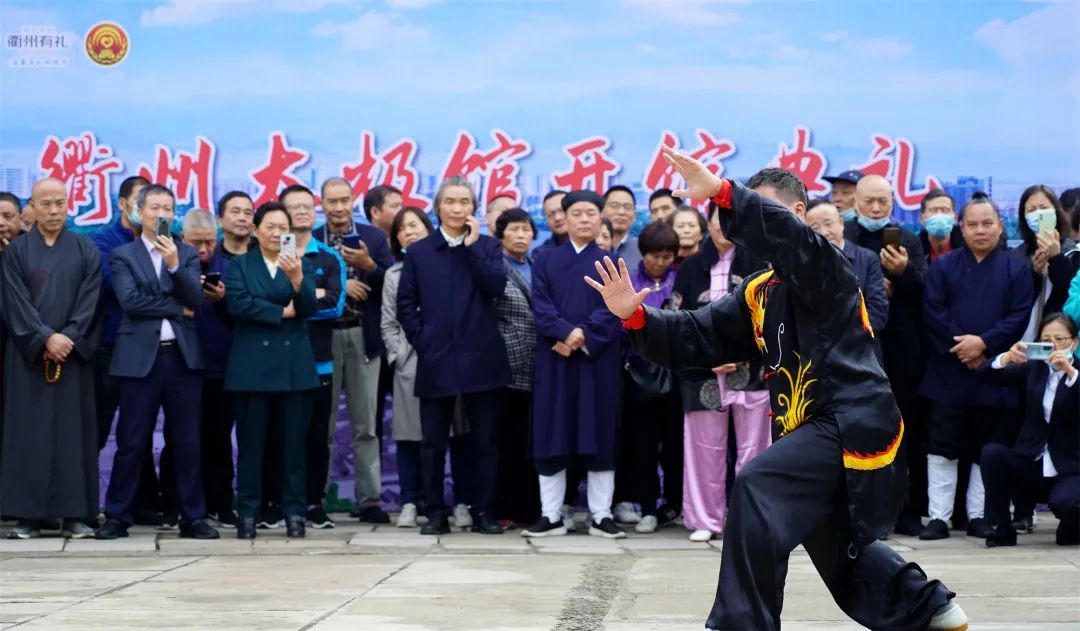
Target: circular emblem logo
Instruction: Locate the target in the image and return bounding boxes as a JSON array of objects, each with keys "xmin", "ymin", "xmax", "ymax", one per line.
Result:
[{"xmin": 85, "ymin": 22, "xmax": 128, "ymax": 66}]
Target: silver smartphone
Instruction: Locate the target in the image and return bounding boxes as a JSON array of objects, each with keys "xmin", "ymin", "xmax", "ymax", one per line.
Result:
[
  {"xmin": 280, "ymin": 233, "xmax": 296, "ymax": 258},
  {"xmin": 1024, "ymin": 342, "xmax": 1054, "ymax": 361}
]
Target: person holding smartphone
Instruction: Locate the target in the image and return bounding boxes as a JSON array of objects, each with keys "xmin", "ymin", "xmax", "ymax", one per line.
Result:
[
  {"xmin": 981, "ymin": 313, "xmax": 1079, "ymax": 547},
  {"xmin": 223, "ymin": 202, "xmax": 318, "ymax": 539},
  {"xmin": 920, "ymin": 195, "xmax": 1034, "ymax": 541}
]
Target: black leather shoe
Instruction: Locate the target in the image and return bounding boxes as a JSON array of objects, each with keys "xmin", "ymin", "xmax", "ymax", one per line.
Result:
[
  {"xmin": 286, "ymin": 515, "xmax": 306, "ymax": 538},
  {"xmin": 985, "ymin": 524, "xmax": 1017, "ymax": 548},
  {"xmin": 420, "ymin": 515, "xmax": 450, "ymax": 535},
  {"xmin": 356, "ymin": 506, "xmax": 391, "ymax": 524},
  {"xmin": 894, "ymin": 514, "xmax": 923, "ymax": 537},
  {"xmin": 1056, "ymin": 522, "xmax": 1080, "ymax": 546},
  {"xmin": 470, "ymin": 512, "xmax": 504, "ymax": 535},
  {"xmin": 237, "ymin": 517, "xmax": 257, "ymax": 540},
  {"xmin": 966, "ymin": 517, "xmax": 993, "ymax": 539},
  {"xmin": 94, "ymin": 519, "xmax": 129, "ymax": 540},
  {"xmin": 919, "ymin": 518, "xmax": 950, "ymax": 540},
  {"xmin": 180, "ymin": 519, "xmax": 220, "ymax": 540}
]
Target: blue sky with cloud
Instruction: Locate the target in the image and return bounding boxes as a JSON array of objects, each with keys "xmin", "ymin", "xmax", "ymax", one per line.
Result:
[{"xmin": 1, "ymin": 0, "xmax": 1077, "ymax": 207}]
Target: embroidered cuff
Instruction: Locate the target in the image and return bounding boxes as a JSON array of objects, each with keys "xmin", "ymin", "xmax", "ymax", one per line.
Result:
[
  {"xmin": 710, "ymin": 178, "xmax": 733, "ymax": 210},
  {"xmin": 622, "ymin": 305, "xmax": 646, "ymax": 330}
]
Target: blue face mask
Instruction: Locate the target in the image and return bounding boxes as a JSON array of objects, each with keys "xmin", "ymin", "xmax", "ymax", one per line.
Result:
[
  {"xmin": 127, "ymin": 201, "xmax": 141, "ymax": 227},
  {"xmin": 1025, "ymin": 208, "xmax": 1056, "ymax": 234},
  {"xmin": 857, "ymin": 214, "xmax": 891, "ymax": 233},
  {"xmin": 924, "ymin": 214, "xmax": 954, "ymax": 239},
  {"xmin": 840, "ymin": 208, "xmax": 856, "ymax": 222}
]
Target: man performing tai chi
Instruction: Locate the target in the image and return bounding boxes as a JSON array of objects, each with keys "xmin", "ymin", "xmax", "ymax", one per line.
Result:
[{"xmin": 586, "ymin": 146, "xmax": 966, "ymax": 631}]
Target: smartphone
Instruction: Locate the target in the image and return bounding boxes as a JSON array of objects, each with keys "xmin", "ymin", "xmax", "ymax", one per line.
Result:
[
  {"xmin": 280, "ymin": 233, "xmax": 296, "ymax": 258},
  {"xmin": 155, "ymin": 216, "xmax": 172, "ymax": 238},
  {"xmin": 883, "ymin": 226, "xmax": 901, "ymax": 249},
  {"xmin": 1024, "ymin": 342, "xmax": 1054, "ymax": 361},
  {"xmin": 202, "ymin": 272, "xmax": 222, "ymax": 290},
  {"xmin": 341, "ymin": 235, "xmax": 363, "ymax": 250},
  {"xmin": 1038, "ymin": 211, "xmax": 1058, "ymax": 237}
]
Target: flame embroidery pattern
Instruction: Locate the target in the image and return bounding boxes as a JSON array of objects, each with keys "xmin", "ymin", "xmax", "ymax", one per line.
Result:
[
  {"xmin": 857, "ymin": 289, "xmax": 874, "ymax": 338},
  {"xmin": 775, "ymin": 353, "xmax": 817, "ymax": 436},
  {"xmin": 843, "ymin": 419, "xmax": 905, "ymax": 471},
  {"xmin": 743, "ymin": 270, "xmax": 776, "ymax": 352}
]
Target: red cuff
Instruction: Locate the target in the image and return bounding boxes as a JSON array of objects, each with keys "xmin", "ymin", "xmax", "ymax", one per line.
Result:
[
  {"xmin": 710, "ymin": 178, "xmax": 733, "ymax": 210},
  {"xmin": 622, "ymin": 305, "xmax": 646, "ymax": 330}
]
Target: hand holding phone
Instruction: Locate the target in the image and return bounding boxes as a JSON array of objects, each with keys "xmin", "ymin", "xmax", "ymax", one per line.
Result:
[
  {"xmin": 1024, "ymin": 342, "xmax": 1054, "ymax": 362},
  {"xmin": 883, "ymin": 226, "xmax": 901, "ymax": 249},
  {"xmin": 280, "ymin": 233, "xmax": 297, "ymax": 258},
  {"xmin": 202, "ymin": 272, "xmax": 222, "ymax": 290},
  {"xmin": 155, "ymin": 216, "xmax": 172, "ymax": 239}
]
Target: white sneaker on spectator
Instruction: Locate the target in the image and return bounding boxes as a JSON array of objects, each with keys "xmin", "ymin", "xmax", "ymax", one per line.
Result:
[
  {"xmin": 635, "ymin": 515, "xmax": 658, "ymax": 533},
  {"xmin": 613, "ymin": 502, "xmax": 641, "ymax": 524},
  {"xmin": 689, "ymin": 529, "xmax": 714, "ymax": 542},
  {"xmin": 452, "ymin": 504, "xmax": 472, "ymax": 528},
  {"xmin": 928, "ymin": 601, "xmax": 968, "ymax": 630},
  {"xmin": 560, "ymin": 505, "xmax": 576, "ymax": 531},
  {"xmin": 397, "ymin": 503, "xmax": 418, "ymax": 528}
]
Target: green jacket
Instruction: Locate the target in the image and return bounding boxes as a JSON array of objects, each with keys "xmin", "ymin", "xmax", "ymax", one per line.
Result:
[{"xmin": 224, "ymin": 248, "xmax": 319, "ymax": 392}]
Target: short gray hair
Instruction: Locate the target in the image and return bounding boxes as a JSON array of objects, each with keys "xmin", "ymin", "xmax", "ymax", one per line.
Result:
[
  {"xmin": 183, "ymin": 208, "xmax": 218, "ymax": 234},
  {"xmin": 135, "ymin": 183, "xmax": 175, "ymax": 211},
  {"xmin": 433, "ymin": 176, "xmax": 478, "ymax": 220}
]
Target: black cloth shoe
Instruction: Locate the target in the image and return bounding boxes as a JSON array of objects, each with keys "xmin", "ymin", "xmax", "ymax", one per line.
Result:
[
  {"xmin": 894, "ymin": 514, "xmax": 923, "ymax": 536},
  {"xmin": 307, "ymin": 507, "xmax": 336, "ymax": 529},
  {"xmin": 95, "ymin": 519, "xmax": 129, "ymax": 540},
  {"xmin": 420, "ymin": 514, "xmax": 450, "ymax": 535},
  {"xmin": 919, "ymin": 518, "xmax": 950, "ymax": 540},
  {"xmin": 589, "ymin": 517, "xmax": 627, "ymax": 539},
  {"xmin": 133, "ymin": 508, "xmax": 163, "ymax": 527},
  {"xmin": 656, "ymin": 504, "xmax": 679, "ymax": 527},
  {"xmin": 470, "ymin": 512, "xmax": 504, "ymax": 535},
  {"xmin": 237, "ymin": 517, "xmax": 257, "ymax": 540},
  {"xmin": 521, "ymin": 517, "xmax": 568, "ymax": 538},
  {"xmin": 985, "ymin": 524, "xmax": 1017, "ymax": 548},
  {"xmin": 180, "ymin": 519, "xmax": 220, "ymax": 540},
  {"xmin": 209, "ymin": 510, "xmax": 238, "ymax": 528},
  {"xmin": 356, "ymin": 506, "xmax": 391, "ymax": 524},
  {"xmin": 286, "ymin": 515, "xmax": 306, "ymax": 538},
  {"xmin": 1056, "ymin": 522, "xmax": 1080, "ymax": 546},
  {"xmin": 966, "ymin": 517, "xmax": 993, "ymax": 539},
  {"xmin": 1011, "ymin": 516, "xmax": 1035, "ymax": 534},
  {"xmin": 258, "ymin": 506, "xmax": 284, "ymax": 529}
]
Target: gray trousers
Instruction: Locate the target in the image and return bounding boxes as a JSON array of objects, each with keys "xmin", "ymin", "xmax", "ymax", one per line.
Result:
[{"xmin": 328, "ymin": 326, "xmax": 382, "ymax": 508}]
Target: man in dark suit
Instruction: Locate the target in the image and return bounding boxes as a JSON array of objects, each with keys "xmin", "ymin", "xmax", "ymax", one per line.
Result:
[
  {"xmin": 844, "ymin": 175, "xmax": 930, "ymax": 537},
  {"xmin": 96, "ymin": 185, "xmax": 219, "ymax": 540},
  {"xmin": 806, "ymin": 201, "xmax": 888, "ymax": 362}
]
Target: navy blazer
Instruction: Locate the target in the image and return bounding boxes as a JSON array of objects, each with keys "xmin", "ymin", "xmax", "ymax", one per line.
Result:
[
  {"xmin": 988, "ymin": 360, "xmax": 1079, "ymax": 477},
  {"xmin": 314, "ymin": 222, "xmax": 394, "ymax": 359},
  {"xmin": 397, "ymin": 231, "xmax": 511, "ymax": 398},
  {"xmin": 109, "ymin": 238, "xmax": 204, "ymax": 378},
  {"xmin": 843, "ymin": 239, "xmax": 889, "ymax": 365}
]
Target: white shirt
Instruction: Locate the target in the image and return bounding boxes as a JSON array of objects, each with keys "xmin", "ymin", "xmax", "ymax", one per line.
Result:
[
  {"xmin": 141, "ymin": 234, "xmax": 178, "ymax": 342},
  {"xmin": 992, "ymin": 353, "xmax": 1078, "ymax": 477},
  {"xmin": 441, "ymin": 228, "xmax": 466, "ymax": 248},
  {"xmin": 263, "ymin": 256, "xmax": 278, "ymax": 279},
  {"xmin": 570, "ymin": 239, "xmax": 590, "ymax": 254}
]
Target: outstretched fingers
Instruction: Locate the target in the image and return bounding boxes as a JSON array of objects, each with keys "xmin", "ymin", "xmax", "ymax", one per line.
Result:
[
  {"xmin": 603, "ymin": 256, "xmax": 623, "ymax": 285},
  {"xmin": 594, "ymin": 259, "xmax": 613, "ymax": 285}
]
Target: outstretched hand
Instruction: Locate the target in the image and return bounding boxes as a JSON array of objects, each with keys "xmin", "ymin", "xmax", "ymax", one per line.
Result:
[
  {"xmin": 584, "ymin": 256, "xmax": 651, "ymax": 320},
  {"xmin": 661, "ymin": 145, "xmax": 725, "ymax": 200}
]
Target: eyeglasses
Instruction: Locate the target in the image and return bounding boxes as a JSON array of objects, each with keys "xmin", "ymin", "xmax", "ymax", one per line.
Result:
[{"xmin": 1040, "ymin": 336, "xmax": 1076, "ymax": 346}]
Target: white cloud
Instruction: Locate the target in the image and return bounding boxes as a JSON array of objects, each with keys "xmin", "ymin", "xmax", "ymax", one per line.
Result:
[
  {"xmin": 850, "ymin": 36, "xmax": 913, "ymax": 60},
  {"xmin": 386, "ymin": 0, "xmax": 442, "ymax": 9},
  {"xmin": 975, "ymin": 0, "xmax": 1079, "ymax": 67},
  {"xmin": 312, "ymin": 11, "xmax": 428, "ymax": 52},
  {"xmin": 140, "ymin": 0, "xmax": 353, "ymax": 27},
  {"xmin": 620, "ymin": 0, "xmax": 741, "ymax": 28},
  {"xmin": 821, "ymin": 29, "xmax": 850, "ymax": 43}
]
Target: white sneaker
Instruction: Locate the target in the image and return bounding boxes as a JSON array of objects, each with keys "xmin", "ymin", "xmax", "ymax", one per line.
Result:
[
  {"xmin": 613, "ymin": 502, "xmax": 641, "ymax": 524},
  {"xmin": 452, "ymin": 504, "xmax": 472, "ymax": 528},
  {"xmin": 689, "ymin": 529, "xmax": 714, "ymax": 542},
  {"xmin": 928, "ymin": 601, "xmax": 969, "ymax": 631},
  {"xmin": 560, "ymin": 505, "xmax": 576, "ymax": 531},
  {"xmin": 635, "ymin": 515, "xmax": 658, "ymax": 533},
  {"xmin": 396, "ymin": 503, "xmax": 418, "ymax": 528}
]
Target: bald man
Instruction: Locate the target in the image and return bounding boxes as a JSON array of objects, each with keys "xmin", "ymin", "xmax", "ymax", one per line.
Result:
[
  {"xmin": 844, "ymin": 175, "xmax": 930, "ymax": 537},
  {"xmin": 1, "ymin": 178, "xmax": 102, "ymax": 539}
]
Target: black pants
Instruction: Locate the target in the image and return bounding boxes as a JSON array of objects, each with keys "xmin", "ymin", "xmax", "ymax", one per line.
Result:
[
  {"xmin": 708, "ymin": 420, "xmax": 953, "ymax": 631},
  {"xmin": 200, "ymin": 378, "xmax": 234, "ymax": 515},
  {"xmin": 890, "ymin": 374, "xmax": 929, "ymax": 521},
  {"xmin": 981, "ymin": 443, "xmax": 1080, "ymax": 535},
  {"xmin": 105, "ymin": 349, "xmax": 204, "ymax": 525},
  {"xmin": 495, "ymin": 388, "xmax": 539, "ymax": 525},
  {"xmin": 235, "ymin": 391, "xmax": 311, "ymax": 518},
  {"xmin": 625, "ymin": 390, "xmax": 683, "ymax": 516},
  {"xmin": 306, "ymin": 376, "xmax": 334, "ymax": 506},
  {"xmin": 94, "ymin": 345, "xmax": 165, "ymax": 518},
  {"xmin": 420, "ymin": 390, "xmax": 500, "ymax": 519}
]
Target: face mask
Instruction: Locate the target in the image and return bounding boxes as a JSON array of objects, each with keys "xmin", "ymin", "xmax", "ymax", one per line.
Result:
[
  {"xmin": 127, "ymin": 201, "xmax": 141, "ymax": 226},
  {"xmin": 924, "ymin": 214, "xmax": 954, "ymax": 239},
  {"xmin": 840, "ymin": 208, "xmax": 856, "ymax": 222},
  {"xmin": 857, "ymin": 214, "xmax": 891, "ymax": 233},
  {"xmin": 1025, "ymin": 208, "xmax": 1056, "ymax": 234}
]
